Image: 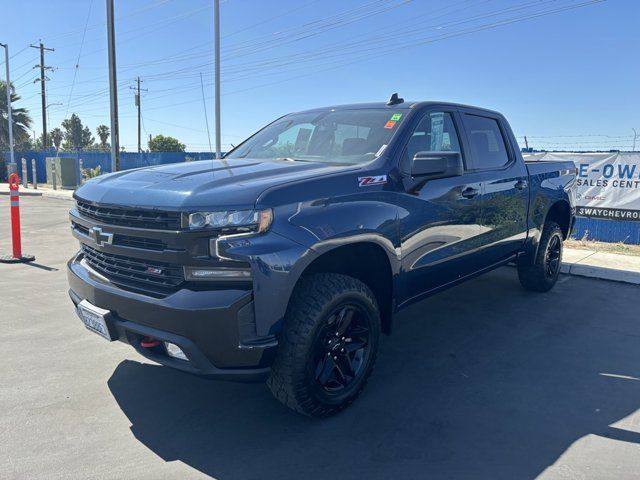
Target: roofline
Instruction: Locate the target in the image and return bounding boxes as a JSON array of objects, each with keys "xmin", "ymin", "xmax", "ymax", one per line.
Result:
[{"xmin": 289, "ymin": 101, "xmax": 503, "ymax": 116}]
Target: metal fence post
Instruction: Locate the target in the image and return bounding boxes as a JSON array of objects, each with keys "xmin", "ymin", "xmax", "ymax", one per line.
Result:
[
  {"xmin": 51, "ymin": 158, "xmax": 57, "ymax": 190},
  {"xmin": 79, "ymin": 158, "xmax": 84, "ymax": 185},
  {"xmin": 32, "ymin": 159, "xmax": 37, "ymax": 190},
  {"xmin": 21, "ymin": 158, "xmax": 27, "ymax": 188}
]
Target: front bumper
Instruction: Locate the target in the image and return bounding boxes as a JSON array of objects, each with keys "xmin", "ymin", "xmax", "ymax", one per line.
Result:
[{"xmin": 67, "ymin": 254, "xmax": 277, "ymax": 381}]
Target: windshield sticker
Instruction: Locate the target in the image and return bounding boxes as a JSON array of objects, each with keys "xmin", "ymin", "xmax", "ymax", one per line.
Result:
[
  {"xmin": 430, "ymin": 112, "xmax": 444, "ymax": 150},
  {"xmin": 358, "ymin": 175, "xmax": 387, "ymax": 187},
  {"xmin": 384, "ymin": 120, "xmax": 397, "ymax": 129},
  {"xmin": 390, "ymin": 113, "xmax": 402, "ymax": 121}
]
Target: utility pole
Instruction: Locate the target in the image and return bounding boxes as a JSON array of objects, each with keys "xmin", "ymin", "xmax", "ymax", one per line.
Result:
[
  {"xmin": 524, "ymin": 136, "xmax": 529, "ymax": 150},
  {"xmin": 214, "ymin": 0, "xmax": 222, "ymax": 159},
  {"xmin": 106, "ymin": 0, "xmax": 120, "ymax": 171},
  {"xmin": 30, "ymin": 41, "xmax": 54, "ymax": 148},
  {"xmin": 130, "ymin": 76, "xmax": 147, "ymax": 153},
  {"xmin": 0, "ymin": 42, "xmax": 14, "ymax": 166},
  {"xmin": 633, "ymin": 128, "xmax": 639, "ymax": 152}
]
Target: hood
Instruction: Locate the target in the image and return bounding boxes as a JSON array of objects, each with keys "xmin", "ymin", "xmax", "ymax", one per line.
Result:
[{"xmin": 75, "ymin": 158, "xmax": 353, "ymax": 210}]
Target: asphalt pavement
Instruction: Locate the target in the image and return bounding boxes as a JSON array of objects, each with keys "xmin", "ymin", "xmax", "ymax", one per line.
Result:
[{"xmin": 2, "ymin": 196, "xmax": 640, "ymax": 480}]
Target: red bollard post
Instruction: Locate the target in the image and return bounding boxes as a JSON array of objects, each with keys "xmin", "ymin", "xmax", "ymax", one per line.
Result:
[{"xmin": 1, "ymin": 173, "xmax": 35, "ymax": 263}]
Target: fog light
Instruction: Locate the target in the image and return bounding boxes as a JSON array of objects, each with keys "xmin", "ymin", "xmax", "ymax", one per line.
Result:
[{"xmin": 164, "ymin": 342, "xmax": 188, "ymax": 361}]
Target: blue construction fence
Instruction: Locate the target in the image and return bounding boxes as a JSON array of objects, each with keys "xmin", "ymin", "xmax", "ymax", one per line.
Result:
[
  {"xmin": 2, "ymin": 149, "xmax": 215, "ymax": 184},
  {"xmin": 572, "ymin": 217, "xmax": 640, "ymax": 244}
]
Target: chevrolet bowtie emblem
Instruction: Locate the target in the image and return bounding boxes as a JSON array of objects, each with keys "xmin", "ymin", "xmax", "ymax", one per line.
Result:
[{"xmin": 90, "ymin": 226, "xmax": 114, "ymax": 247}]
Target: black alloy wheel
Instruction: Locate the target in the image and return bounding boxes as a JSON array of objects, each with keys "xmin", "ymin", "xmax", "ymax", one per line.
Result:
[
  {"xmin": 545, "ymin": 234, "xmax": 562, "ymax": 278},
  {"xmin": 517, "ymin": 220, "xmax": 564, "ymax": 292},
  {"xmin": 312, "ymin": 304, "xmax": 372, "ymax": 395}
]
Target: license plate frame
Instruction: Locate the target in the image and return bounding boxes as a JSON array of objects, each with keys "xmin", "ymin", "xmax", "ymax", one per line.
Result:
[{"xmin": 76, "ymin": 300, "xmax": 114, "ymax": 341}]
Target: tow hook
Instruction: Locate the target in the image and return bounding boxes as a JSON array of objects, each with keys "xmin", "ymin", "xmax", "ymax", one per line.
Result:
[{"xmin": 140, "ymin": 336, "xmax": 161, "ymax": 348}]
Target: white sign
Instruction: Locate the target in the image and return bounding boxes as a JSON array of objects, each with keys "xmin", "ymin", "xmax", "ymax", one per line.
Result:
[{"xmin": 525, "ymin": 152, "xmax": 640, "ymax": 222}]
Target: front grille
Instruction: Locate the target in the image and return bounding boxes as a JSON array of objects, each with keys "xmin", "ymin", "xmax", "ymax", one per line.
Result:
[
  {"xmin": 81, "ymin": 244, "xmax": 184, "ymax": 290},
  {"xmin": 113, "ymin": 235, "xmax": 165, "ymax": 251},
  {"xmin": 76, "ymin": 200, "xmax": 181, "ymax": 230},
  {"xmin": 72, "ymin": 222, "xmax": 167, "ymax": 251}
]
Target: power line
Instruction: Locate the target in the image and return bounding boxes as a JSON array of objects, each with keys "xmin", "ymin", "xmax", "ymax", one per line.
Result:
[
  {"xmin": 200, "ymin": 72, "xmax": 212, "ymax": 154},
  {"xmin": 29, "ymin": 41, "xmax": 55, "ymax": 147},
  {"xmin": 62, "ymin": 0, "xmax": 94, "ymax": 125},
  {"xmin": 130, "ymin": 76, "xmax": 147, "ymax": 152}
]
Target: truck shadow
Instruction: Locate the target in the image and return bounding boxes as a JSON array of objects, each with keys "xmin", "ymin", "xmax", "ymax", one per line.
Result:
[{"xmin": 107, "ymin": 268, "xmax": 640, "ymax": 479}]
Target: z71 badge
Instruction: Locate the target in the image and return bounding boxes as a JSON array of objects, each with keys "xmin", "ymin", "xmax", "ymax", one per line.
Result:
[{"xmin": 358, "ymin": 175, "xmax": 387, "ymax": 187}]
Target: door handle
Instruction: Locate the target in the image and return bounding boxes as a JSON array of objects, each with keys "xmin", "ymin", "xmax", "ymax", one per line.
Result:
[
  {"xmin": 515, "ymin": 180, "xmax": 528, "ymax": 190},
  {"xmin": 461, "ymin": 187, "xmax": 479, "ymax": 199}
]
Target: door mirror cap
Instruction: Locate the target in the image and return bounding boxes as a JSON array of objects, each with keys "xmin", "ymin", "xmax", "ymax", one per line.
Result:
[{"xmin": 411, "ymin": 151, "xmax": 463, "ymax": 180}]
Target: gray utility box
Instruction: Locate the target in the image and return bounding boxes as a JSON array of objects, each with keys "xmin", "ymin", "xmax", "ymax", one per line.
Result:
[{"xmin": 46, "ymin": 157, "xmax": 78, "ymax": 189}]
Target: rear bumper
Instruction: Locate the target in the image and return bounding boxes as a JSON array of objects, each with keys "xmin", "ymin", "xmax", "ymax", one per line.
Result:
[{"xmin": 67, "ymin": 254, "xmax": 277, "ymax": 381}]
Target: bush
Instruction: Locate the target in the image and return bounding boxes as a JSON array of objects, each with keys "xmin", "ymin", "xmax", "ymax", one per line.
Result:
[{"xmin": 81, "ymin": 165, "xmax": 102, "ymax": 181}]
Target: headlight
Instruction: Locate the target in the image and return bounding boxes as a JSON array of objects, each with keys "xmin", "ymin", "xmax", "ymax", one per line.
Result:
[{"xmin": 187, "ymin": 208, "xmax": 273, "ymax": 233}]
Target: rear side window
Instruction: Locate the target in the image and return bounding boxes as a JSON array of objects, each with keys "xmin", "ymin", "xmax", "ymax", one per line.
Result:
[{"xmin": 464, "ymin": 115, "xmax": 510, "ymax": 169}]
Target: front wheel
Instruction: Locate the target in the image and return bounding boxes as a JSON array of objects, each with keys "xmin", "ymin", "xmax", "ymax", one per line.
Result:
[
  {"xmin": 518, "ymin": 221, "xmax": 564, "ymax": 292},
  {"xmin": 267, "ymin": 273, "xmax": 380, "ymax": 417}
]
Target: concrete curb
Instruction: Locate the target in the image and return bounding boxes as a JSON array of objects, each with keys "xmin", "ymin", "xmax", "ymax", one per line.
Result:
[
  {"xmin": 0, "ymin": 190, "xmax": 43, "ymax": 197},
  {"xmin": 561, "ymin": 262, "xmax": 640, "ymax": 285},
  {"xmin": 0, "ymin": 185, "xmax": 74, "ymax": 200}
]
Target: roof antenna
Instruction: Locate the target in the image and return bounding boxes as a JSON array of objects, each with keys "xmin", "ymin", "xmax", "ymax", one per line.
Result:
[{"xmin": 387, "ymin": 93, "xmax": 404, "ymax": 106}]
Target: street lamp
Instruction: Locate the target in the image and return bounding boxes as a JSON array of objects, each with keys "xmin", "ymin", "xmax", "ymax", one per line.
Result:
[
  {"xmin": 0, "ymin": 42, "xmax": 14, "ymax": 168},
  {"xmin": 45, "ymin": 102, "xmax": 62, "ymax": 148}
]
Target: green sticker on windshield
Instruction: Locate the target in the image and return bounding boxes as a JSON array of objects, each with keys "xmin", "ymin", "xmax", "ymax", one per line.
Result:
[{"xmin": 390, "ymin": 113, "xmax": 402, "ymax": 121}]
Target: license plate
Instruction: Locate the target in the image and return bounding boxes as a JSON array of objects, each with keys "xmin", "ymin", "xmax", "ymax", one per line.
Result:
[{"xmin": 76, "ymin": 300, "xmax": 113, "ymax": 341}]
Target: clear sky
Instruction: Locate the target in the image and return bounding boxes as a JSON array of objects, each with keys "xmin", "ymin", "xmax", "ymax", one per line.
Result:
[{"xmin": 2, "ymin": 0, "xmax": 638, "ymax": 152}]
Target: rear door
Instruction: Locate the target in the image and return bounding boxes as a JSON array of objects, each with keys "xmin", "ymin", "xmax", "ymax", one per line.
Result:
[
  {"xmin": 459, "ymin": 110, "xmax": 529, "ymax": 264},
  {"xmin": 398, "ymin": 108, "xmax": 486, "ymax": 306}
]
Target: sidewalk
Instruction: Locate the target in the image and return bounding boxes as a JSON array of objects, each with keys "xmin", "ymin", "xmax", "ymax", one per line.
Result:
[
  {"xmin": 0, "ymin": 183, "xmax": 75, "ymax": 200},
  {"xmin": 562, "ymin": 247, "xmax": 640, "ymax": 285}
]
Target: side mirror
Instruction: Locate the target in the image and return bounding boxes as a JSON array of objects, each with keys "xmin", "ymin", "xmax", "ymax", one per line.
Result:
[{"xmin": 411, "ymin": 151, "xmax": 463, "ymax": 180}]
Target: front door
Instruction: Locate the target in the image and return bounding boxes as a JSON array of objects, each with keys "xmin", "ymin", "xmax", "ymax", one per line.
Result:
[{"xmin": 398, "ymin": 109, "xmax": 485, "ymax": 307}]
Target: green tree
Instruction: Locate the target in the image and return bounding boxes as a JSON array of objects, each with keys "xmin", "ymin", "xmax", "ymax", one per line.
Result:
[
  {"xmin": 96, "ymin": 124, "xmax": 110, "ymax": 151},
  {"xmin": 34, "ymin": 133, "xmax": 46, "ymax": 149},
  {"xmin": 148, "ymin": 134, "xmax": 185, "ymax": 152},
  {"xmin": 14, "ymin": 135, "xmax": 33, "ymax": 151},
  {"xmin": 61, "ymin": 113, "xmax": 94, "ymax": 150},
  {"xmin": 0, "ymin": 81, "xmax": 32, "ymax": 151}
]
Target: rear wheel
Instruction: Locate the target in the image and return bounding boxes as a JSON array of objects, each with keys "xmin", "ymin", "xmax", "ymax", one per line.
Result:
[
  {"xmin": 267, "ymin": 273, "xmax": 380, "ymax": 417},
  {"xmin": 518, "ymin": 221, "xmax": 563, "ymax": 292}
]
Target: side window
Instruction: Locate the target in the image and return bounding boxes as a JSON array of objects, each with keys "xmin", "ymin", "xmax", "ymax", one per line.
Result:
[
  {"xmin": 464, "ymin": 115, "xmax": 510, "ymax": 169},
  {"xmin": 403, "ymin": 112, "xmax": 461, "ymax": 169}
]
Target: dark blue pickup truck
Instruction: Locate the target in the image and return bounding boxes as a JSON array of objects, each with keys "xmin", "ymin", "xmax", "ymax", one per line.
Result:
[{"xmin": 68, "ymin": 96, "xmax": 576, "ymax": 416}]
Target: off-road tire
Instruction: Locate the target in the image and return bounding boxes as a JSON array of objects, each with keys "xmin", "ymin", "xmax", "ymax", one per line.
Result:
[
  {"xmin": 267, "ymin": 273, "xmax": 380, "ymax": 417},
  {"xmin": 518, "ymin": 221, "xmax": 564, "ymax": 292}
]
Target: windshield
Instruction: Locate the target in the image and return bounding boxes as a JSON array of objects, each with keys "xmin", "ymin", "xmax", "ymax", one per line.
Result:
[{"xmin": 226, "ymin": 108, "xmax": 406, "ymax": 165}]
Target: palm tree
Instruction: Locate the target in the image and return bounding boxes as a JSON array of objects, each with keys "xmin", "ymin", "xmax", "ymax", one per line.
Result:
[
  {"xmin": 96, "ymin": 124, "xmax": 110, "ymax": 150},
  {"xmin": 0, "ymin": 81, "xmax": 32, "ymax": 151},
  {"xmin": 50, "ymin": 127, "xmax": 63, "ymax": 150}
]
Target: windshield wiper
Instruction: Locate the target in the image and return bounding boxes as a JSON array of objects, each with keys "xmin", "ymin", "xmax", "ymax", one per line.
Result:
[{"xmin": 276, "ymin": 157, "xmax": 315, "ymax": 163}]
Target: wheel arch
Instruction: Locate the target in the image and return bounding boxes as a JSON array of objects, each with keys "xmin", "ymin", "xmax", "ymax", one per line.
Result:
[
  {"xmin": 544, "ymin": 199, "xmax": 572, "ymax": 239},
  {"xmin": 294, "ymin": 241, "xmax": 398, "ymax": 334}
]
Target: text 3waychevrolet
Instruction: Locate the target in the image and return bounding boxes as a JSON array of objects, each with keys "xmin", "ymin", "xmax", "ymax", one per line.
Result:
[{"xmin": 68, "ymin": 96, "xmax": 576, "ymax": 417}]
